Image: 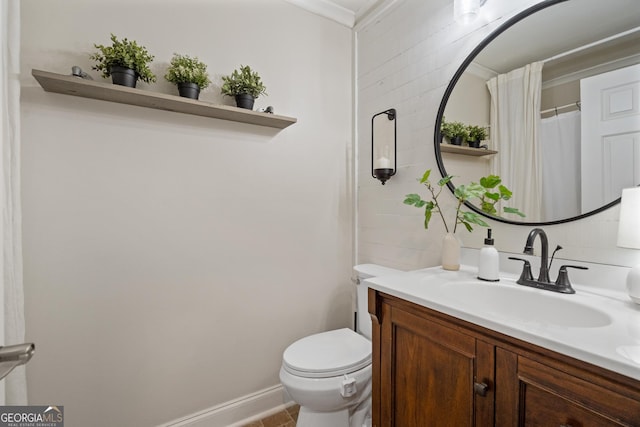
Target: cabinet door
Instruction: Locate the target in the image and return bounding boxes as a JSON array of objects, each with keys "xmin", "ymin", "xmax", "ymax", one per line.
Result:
[
  {"xmin": 498, "ymin": 351, "xmax": 640, "ymax": 426},
  {"xmin": 376, "ymin": 301, "xmax": 493, "ymax": 426},
  {"xmin": 522, "ymin": 384, "xmax": 626, "ymax": 426}
]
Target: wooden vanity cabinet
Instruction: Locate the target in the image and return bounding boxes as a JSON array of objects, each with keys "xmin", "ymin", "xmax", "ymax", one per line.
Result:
[
  {"xmin": 369, "ymin": 290, "xmax": 494, "ymax": 426},
  {"xmin": 498, "ymin": 351, "xmax": 640, "ymax": 426},
  {"xmin": 369, "ymin": 289, "xmax": 640, "ymax": 427}
]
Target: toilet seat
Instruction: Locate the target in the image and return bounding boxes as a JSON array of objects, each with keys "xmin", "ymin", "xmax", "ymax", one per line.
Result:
[{"xmin": 282, "ymin": 328, "xmax": 372, "ymax": 379}]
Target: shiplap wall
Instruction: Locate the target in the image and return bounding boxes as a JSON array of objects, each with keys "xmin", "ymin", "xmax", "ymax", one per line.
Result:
[{"xmin": 355, "ymin": 0, "xmax": 639, "ymax": 271}]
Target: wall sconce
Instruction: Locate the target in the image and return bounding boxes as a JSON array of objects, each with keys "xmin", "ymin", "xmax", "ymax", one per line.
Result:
[
  {"xmin": 454, "ymin": 0, "xmax": 487, "ymax": 24},
  {"xmin": 371, "ymin": 108, "xmax": 397, "ymax": 185},
  {"xmin": 617, "ymin": 186, "xmax": 640, "ymax": 304}
]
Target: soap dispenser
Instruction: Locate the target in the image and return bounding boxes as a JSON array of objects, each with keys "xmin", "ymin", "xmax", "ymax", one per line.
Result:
[{"xmin": 478, "ymin": 229, "xmax": 499, "ymax": 282}]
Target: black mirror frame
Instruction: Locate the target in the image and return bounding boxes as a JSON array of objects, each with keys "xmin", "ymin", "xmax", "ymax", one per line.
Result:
[{"xmin": 434, "ymin": 0, "xmax": 621, "ymax": 226}]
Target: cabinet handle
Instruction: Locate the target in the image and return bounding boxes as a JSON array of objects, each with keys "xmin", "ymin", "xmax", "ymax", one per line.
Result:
[{"xmin": 473, "ymin": 382, "xmax": 489, "ymax": 396}]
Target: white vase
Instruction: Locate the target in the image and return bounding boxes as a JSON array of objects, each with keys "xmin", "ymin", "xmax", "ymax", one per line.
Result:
[{"xmin": 442, "ymin": 232, "xmax": 460, "ymax": 271}]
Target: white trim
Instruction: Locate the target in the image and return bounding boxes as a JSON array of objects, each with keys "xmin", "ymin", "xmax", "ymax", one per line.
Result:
[
  {"xmin": 542, "ymin": 53, "xmax": 640, "ymax": 90},
  {"xmin": 284, "ymin": 0, "xmax": 356, "ymax": 28},
  {"xmin": 284, "ymin": 0, "xmax": 401, "ymax": 29},
  {"xmin": 466, "ymin": 61, "xmax": 498, "ymax": 81},
  {"xmin": 353, "ymin": 28, "xmax": 360, "ymax": 273},
  {"xmin": 542, "ymin": 26, "xmax": 640, "ymax": 64},
  {"xmin": 354, "ymin": 0, "xmax": 403, "ymax": 31},
  {"xmin": 158, "ymin": 384, "xmax": 291, "ymax": 427}
]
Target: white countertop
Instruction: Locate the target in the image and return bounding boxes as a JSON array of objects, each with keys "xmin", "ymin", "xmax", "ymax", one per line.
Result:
[{"xmin": 365, "ymin": 265, "xmax": 640, "ymax": 381}]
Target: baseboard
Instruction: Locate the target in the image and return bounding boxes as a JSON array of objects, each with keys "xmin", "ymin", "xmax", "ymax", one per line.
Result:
[{"xmin": 159, "ymin": 384, "xmax": 292, "ymax": 427}]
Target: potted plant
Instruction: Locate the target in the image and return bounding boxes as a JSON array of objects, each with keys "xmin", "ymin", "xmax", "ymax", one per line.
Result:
[
  {"xmin": 439, "ymin": 117, "xmax": 452, "ymax": 143},
  {"xmin": 220, "ymin": 65, "xmax": 267, "ymax": 110},
  {"xmin": 90, "ymin": 34, "xmax": 155, "ymax": 88},
  {"xmin": 403, "ymin": 170, "xmax": 525, "ymax": 270},
  {"xmin": 440, "ymin": 119, "xmax": 468, "ymax": 145},
  {"xmin": 404, "ymin": 170, "xmax": 525, "ymax": 232},
  {"xmin": 165, "ymin": 53, "xmax": 211, "ymax": 100},
  {"xmin": 467, "ymin": 125, "xmax": 488, "ymax": 148}
]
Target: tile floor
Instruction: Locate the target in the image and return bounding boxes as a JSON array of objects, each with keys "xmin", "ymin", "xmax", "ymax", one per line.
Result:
[{"xmin": 241, "ymin": 404, "xmax": 299, "ymax": 427}]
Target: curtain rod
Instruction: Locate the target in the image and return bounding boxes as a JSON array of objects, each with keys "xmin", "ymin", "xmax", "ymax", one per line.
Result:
[
  {"xmin": 540, "ymin": 101, "xmax": 581, "ymax": 116},
  {"xmin": 543, "ymin": 26, "xmax": 640, "ymax": 63}
]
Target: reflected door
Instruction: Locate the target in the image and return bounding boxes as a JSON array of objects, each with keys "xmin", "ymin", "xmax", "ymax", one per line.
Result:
[{"xmin": 581, "ymin": 63, "xmax": 640, "ymax": 212}]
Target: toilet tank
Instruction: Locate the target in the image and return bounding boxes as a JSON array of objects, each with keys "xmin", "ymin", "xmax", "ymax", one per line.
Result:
[{"xmin": 353, "ymin": 264, "xmax": 403, "ymax": 340}]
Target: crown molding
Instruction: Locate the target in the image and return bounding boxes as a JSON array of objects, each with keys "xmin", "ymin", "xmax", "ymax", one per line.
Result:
[
  {"xmin": 284, "ymin": 0, "xmax": 356, "ymax": 28},
  {"xmin": 465, "ymin": 61, "xmax": 498, "ymax": 80},
  {"xmin": 542, "ymin": 53, "xmax": 640, "ymax": 90},
  {"xmin": 354, "ymin": 0, "xmax": 402, "ymax": 31}
]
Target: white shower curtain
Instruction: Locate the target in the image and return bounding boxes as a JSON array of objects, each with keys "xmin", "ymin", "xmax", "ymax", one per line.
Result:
[
  {"xmin": 540, "ymin": 110, "xmax": 582, "ymax": 221},
  {"xmin": 1, "ymin": 0, "xmax": 27, "ymax": 404},
  {"xmin": 487, "ymin": 62, "xmax": 544, "ymax": 222}
]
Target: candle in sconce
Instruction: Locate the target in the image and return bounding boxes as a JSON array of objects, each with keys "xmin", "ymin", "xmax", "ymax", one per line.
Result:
[
  {"xmin": 375, "ymin": 156, "xmax": 391, "ymax": 169},
  {"xmin": 374, "ymin": 144, "xmax": 392, "ymax": 169}
]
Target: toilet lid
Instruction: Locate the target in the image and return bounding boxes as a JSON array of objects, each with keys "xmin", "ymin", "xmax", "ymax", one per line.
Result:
[{"xmin": 282, "ymin": 328, "xmax": 372, "ymax": 378}]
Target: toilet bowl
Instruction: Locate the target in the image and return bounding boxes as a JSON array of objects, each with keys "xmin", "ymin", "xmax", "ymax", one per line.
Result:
[{"xmin": 279, "ymin": 264, "xmax": 402, "ymax": 427}]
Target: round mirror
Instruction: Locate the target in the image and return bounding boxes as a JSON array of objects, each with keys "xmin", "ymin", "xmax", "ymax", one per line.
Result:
[{"xmin": 435, "ymin": 0, "xmax": 640, "ymax": 225}]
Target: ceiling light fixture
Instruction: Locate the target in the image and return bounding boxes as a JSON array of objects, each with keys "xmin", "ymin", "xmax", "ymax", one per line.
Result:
[{"xmin": 454, "ymin": 0, "xmax": 487, "ymax": 24}]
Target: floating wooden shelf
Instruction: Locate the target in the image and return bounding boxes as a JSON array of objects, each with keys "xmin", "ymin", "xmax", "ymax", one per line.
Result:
[
  {"xmin": 440, "ymin": 144, "xmax": 497, "ymax": 156},
  {"xmin": 31, "ymin": 69, "xmax": 297, "ymax": 130}
]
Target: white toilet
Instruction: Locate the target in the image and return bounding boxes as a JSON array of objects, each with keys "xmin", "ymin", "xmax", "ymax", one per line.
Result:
[{"xmin": 279, "ymin": 264, "xmax": 402, "ymax": 427}]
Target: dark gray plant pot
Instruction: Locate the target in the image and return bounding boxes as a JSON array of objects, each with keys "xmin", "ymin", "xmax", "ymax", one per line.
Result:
[
  {"xmin": 178, "ymin": 82, "xmax": 200, "ymax": 100},
  {"xmin": 110, "ymin": 66, "xmax": 137, "ymax": 88},
  {"xmin": 468, "ymin": 139, "xmax": 481, "ymax": 148},
  {"xmin": 235, "ymin": 94, "xmax": 255, "ymax": 110},
  {"xmin": 450, "ymin": 136, "xmax": 464, "ymax": 146}
]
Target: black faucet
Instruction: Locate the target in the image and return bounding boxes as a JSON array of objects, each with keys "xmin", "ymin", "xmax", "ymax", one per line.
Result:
[
  {"xmin": 509, "ymin": 228, "xmax": 587, "ymax": 294},
  {"xmin": 523, "ymin": 228, "xmax": 551, "ymax": 283}
]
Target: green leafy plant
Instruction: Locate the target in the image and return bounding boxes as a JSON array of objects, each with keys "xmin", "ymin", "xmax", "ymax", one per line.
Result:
[
  {"xmin": 90, "ymin": 34, "xmax": 156, "ymax": 83},
  {"xmin": 403, "ymin": 169, "xmax": 525, "ymax": 233},
  {"xmin": 440, "ymin": 118, "xmax": 469, "ymax": 141},
  {"xmin": 475, "ymin": 175, "xmax": 525, "ymax": 218},
  {"xmin": 440, "ymin": 117, "xmax": 453, "ymax": 138},
  {"xmin": 164, "ymin": 53, "xmax": 211, "ymax": 89},
  {"xmin": 467, "ymin": 125, "xmax": 488, "ymax": 141},
  {"xmin": 220, "ymin": 65, "xmax": 267, "ymax": 98}
]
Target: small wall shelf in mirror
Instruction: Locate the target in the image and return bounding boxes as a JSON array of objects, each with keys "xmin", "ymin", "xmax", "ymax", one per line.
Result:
[
  {"xmin": 440, "ymin": 145, "xmax": 497, "ymax": 156},
  {"xmin": 31, "ymin": 69, "xmax": 297, "ymax": 129}
]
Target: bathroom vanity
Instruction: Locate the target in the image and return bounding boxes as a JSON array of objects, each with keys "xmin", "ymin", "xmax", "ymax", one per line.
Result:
[{"xmin": 366, "ymin": 266, "xmax": 640, "ymax": 426}]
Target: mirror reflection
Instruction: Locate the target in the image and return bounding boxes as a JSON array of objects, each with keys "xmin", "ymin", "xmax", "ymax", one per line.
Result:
[{"xmin": 437, "ymin": 0, "xmax": 640, "ymax": 224}]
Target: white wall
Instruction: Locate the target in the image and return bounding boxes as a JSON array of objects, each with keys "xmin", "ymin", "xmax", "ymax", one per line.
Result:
[
  {"xmin": 445, "ymin": 71, "xmax": 490, "ymax": 127},
  {"xmin": 440, "ymin": 72, "xmax": 492, "ymax": 186},
  {"xmin": 356, "ymin": 0, "xmax": 640, "ymax": 271},
  {"xmin": 20, "ymin": 1, "xmax": 353, "ymax": 426}
]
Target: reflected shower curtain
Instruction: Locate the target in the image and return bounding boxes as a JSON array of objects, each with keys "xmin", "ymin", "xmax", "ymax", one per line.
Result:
[
  {"xmin": 1, "ymin": 0, "xmax": 26, "ymax": 404},
  {"xmin": 540, "ymin": 111, "xmax": 582, "ymax": 220},
  {"xmin": 487, "ymin": 62, "xmax": 543, "ymax": 222}
]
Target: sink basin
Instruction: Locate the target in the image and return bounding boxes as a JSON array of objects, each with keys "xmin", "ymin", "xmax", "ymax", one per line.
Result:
[{"xmin": 437, "ymin": 281, "xmax": 612, "ymax": 328}]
